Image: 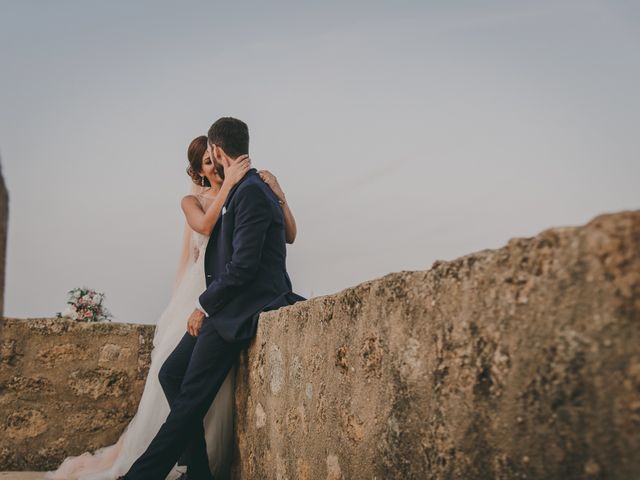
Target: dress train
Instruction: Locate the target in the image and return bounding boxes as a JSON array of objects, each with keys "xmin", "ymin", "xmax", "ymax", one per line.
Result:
[{"xmin": 45, "ymin": 228, "xmax": 234, "ymax": 480}]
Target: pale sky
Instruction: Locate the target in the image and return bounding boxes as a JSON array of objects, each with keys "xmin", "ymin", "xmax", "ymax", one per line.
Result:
[{"xmin": 1, "ymin": 0, "xmax": 638, "ymax": 324}]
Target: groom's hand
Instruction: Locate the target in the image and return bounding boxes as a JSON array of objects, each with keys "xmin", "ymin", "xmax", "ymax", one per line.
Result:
[{"xmin": 187, "ymin": 309, "xmax": 206, "ymax": 337}]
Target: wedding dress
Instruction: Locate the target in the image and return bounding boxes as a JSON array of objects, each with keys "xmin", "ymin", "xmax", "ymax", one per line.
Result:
[{"xmin": 45, "ymin": 192, "xmax": 235, "ymax": 480}]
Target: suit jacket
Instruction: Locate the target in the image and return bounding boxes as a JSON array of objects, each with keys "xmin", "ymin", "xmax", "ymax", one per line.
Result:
[{"xmin": 199, "ymin": 168, "xmax": 305, "ymax": 342}]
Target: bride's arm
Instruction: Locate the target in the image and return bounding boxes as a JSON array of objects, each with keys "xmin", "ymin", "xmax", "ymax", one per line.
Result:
[
  {"xmin": 280, "ymin": 198, "xmax": 297, "ymax": 244},
  {"xmin": 181, "ymin": 189, "xmax": 229, "ymax": 236},
  {"xmin": 258, "ymin": 170, "xmax": 297, "ymax": 244},
  {"xmin": 181, "ymin": 156, "xmax": 251, "ymax": 235}
]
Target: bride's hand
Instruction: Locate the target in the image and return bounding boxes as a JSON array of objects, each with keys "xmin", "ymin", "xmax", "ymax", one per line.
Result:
[
  {"xmin": 258, "ymin": 170, "xmax": 285, "ymax": 203},
  {"xmin": 222, "ymin": 155, "xmax": 251, "ymax": 189}
]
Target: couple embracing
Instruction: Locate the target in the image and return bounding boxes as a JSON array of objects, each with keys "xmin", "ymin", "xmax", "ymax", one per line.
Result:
[{"xmin": 46, "ymin": 117, "xmax": 305, "ymax": 480}]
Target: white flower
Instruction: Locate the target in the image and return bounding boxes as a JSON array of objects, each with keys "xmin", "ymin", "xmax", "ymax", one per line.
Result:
[
  {"xmin": 71, "ymin": 311, "xmax": 79, "ymax": 320},
  {"xmin": 73, "ymin": 290, "xmax": 82, "ymax": 299},
  {"xmin": 92, "ymin": 294, "xmax": 103, "ymax": 305}
]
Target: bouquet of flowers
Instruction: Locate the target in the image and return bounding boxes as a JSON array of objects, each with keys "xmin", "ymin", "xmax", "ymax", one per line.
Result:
[{"xmin": 56, "ymin": 287, "xmax": 112, "ymax": 322}]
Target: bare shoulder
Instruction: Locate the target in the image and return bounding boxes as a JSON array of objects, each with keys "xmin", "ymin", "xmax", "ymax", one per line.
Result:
[{"xmin": 181, "ymin": 194, "xmax": 202, "ymax": 210}]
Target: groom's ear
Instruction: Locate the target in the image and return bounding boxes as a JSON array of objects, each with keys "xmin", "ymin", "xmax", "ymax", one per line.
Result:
[
  {"xmin": 214, "ymin": 145, "xmax": 233, "ymax": 166},
  {"xmin": 211, "ymin": 144, "xmax": 223, "ymax": 162}
]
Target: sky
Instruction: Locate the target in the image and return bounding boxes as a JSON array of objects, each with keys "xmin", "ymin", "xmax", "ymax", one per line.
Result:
[{"xmin": 1, "ymin": 0, "xmax": 638, "ymax": 325}]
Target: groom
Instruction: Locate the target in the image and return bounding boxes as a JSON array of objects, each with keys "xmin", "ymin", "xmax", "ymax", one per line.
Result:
[{"xmin": 120, "ymin": 117, "xmax": 305, "ymax": 480}]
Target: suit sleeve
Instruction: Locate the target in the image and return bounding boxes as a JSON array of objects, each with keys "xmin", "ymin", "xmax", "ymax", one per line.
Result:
[
  {"xmin": 198, "ymin": 184, "xmax": 272, "ymax": 316},
  {"xmin": 195, "ymin": 299, "xmax": 208, "ymax": 316}
]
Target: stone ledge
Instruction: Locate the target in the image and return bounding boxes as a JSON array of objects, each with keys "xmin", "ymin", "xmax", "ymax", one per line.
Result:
[
  {"xmin": 1, "ymin": 210, "xmax": 639, "ymax": 479},
  {"xmin": 0, "ymin": 473, "xmax": 46, "ymax": 480},
  {"xmin": 232, "ymin": 210, "xmax": 640, "ymax": 479},
  {"xmin": 0, "ymin": 317, "xmax": 155, "ymax": 470}
]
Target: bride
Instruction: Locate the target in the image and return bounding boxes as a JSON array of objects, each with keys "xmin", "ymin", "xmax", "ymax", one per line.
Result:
[{"xmin": 45, "ymin": 135, "xmax": 298, "ymax": 480}]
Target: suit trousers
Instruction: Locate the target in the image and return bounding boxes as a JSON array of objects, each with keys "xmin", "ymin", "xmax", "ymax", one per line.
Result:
[{"xmin": 122, "ymin": 317, "xmax": 247, "ymax": 480}]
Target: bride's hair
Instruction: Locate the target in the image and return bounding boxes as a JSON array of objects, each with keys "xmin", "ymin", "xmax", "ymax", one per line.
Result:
[{"xmin": 186, "ymin": 135, "xmax": 211, "ymax": 187}]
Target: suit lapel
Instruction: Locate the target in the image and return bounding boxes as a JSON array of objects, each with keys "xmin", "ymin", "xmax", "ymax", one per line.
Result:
[{"xmin": 205, "ymin": 168, "xmax": 257, "ymax": 281}]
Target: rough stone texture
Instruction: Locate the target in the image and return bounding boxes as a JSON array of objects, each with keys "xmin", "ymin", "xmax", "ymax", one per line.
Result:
[
  {"xmin": 0, "ymin": 159, "xmax": 8, "ymax": 316},
  {"xmin": 232, "ymin": 210, "xmax": 640, "ymax": 480},
  {"xmin": 0, "ymin": 317, "xmax": 155, "ymax": 470},
  {"xmin": 0, "ymin": 210, "xmax": 638, "ymax": 478},
  {"xmin": 0, "ymin": 474, "xmax": 46, "ymax": 479}
]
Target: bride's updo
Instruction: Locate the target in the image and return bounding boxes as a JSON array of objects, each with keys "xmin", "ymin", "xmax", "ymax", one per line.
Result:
[{"xmin": 186, "ymin": 135, "xmax": 211, "ymax": 187}]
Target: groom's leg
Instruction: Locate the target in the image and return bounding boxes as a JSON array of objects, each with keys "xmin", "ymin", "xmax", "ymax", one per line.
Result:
[
  {"xmin": 158, "ymin": 332, "xmax": 237, "ymax": 477},
  {"xmin": 183, "ymin": 419, "xmax": 210, "ymax": 477},
  {"xmin": 123, "ymin": 320, "xmax": 244, "ymax": 480},
  {"xmin": 158, "ymin": 334, "xmax": 218, "ymax": 477},
  {"xmin": 184, "ymin": 366, "xmax": 237, "ymax": 479},
  {"xmin": 157, "ymin": 332, "xmax": 201, "ymax": 469},
  {"xmin": 158, "ymin": 331, "xmax": 197, "ymax": 405}
]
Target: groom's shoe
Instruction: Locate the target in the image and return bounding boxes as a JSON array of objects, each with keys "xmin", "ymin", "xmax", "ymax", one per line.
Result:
[{"xmin": 178, "ymin": 471, "xmax": 214, "ymax": 480}]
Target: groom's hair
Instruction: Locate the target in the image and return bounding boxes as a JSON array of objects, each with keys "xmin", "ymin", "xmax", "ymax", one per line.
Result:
[{"xmin": 207, "ymin": 117, "xmax": 249, "ymax": 158}]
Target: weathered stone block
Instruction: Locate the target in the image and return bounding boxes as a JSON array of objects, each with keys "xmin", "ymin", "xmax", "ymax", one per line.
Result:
[
  {"xmin": 5, "ymin": 409, "xmax": 47, "ymax": 440},
  {"xmin": 0, "ymin": 317, "xmax": 155, "ymax": 470},
  {"xmin": 232, "ymin": 210, "xmax": 640, "ymax": 480},
  {"xmin": 0, "ymin": 210, "xmax": 638, "ymax": 478},
  {"xmin": 36, "ymin": 343, "xmax": 88, "ymax": 368}
]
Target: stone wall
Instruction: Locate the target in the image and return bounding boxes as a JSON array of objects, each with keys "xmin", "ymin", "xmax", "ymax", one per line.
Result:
[
  {"xmin": 231, "ymin": 210, "xmax": 640, "ymax": 480},
  {"xmin": 0, "ymin": 318, "xmax": 155, "ymax": 470},
  {"xmin": 0, "ymin": 160, "xmax": 8, "ymax": 316},
  {"xmin": 0, "ymin": 210, "xmax": 638, "ymax": 479}
]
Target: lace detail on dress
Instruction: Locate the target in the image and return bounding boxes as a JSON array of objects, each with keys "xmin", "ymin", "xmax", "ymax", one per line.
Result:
[
  {"xmin": 190, "ymin": 194, "xmax": 212, "ymax": 261},
  {"xmin": 191, "ymin": 232, "xmax": 208, "ymax": 262}
]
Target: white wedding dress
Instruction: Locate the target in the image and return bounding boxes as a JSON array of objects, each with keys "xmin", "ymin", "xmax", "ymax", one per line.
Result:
[{"xmin": 45, "ymin": 193, "xmax": 235, "ymax": 480}]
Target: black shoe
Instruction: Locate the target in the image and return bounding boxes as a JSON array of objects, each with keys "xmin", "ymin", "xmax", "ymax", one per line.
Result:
[
  {"xmin": 178, "ymin": 474, "xmax": 209, "ymax": 480},
  {"xmin": 181, "ymin": 472, "xmax": 214, "ymax": 480}
]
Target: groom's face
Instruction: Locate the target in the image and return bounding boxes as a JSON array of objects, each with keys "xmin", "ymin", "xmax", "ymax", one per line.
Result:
[{"xmin": 208, "ymin": 141, "xmax": 226, "ymax": 180}]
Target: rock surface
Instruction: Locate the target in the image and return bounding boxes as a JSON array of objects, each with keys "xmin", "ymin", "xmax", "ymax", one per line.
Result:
[
  {"xmin": 0, "ymin": 318, "xmax": 155, "ymax": 470},
  {"xmin": 0, "ymin": 473, "xmax": 46, "ymax": 480},
  {"xmin": 0, "ymin": 160, "xmax": 7, "ymax": 316},
  {"xmin": 231, "ymin": 210, "xmax": 640, "ymax": 480},
  {"xmin": 0, "ymin": 210, "xmax": 638, "ymax": 479}
]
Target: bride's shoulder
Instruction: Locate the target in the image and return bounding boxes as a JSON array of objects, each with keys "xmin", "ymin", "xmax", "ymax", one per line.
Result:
[
  {"xmin": 181, "ymin": 193, "xmax": 199, "ymax": 203},
  {"xmin": 181, "ymin": 194, "xmax": 203, "ymax": 210}
]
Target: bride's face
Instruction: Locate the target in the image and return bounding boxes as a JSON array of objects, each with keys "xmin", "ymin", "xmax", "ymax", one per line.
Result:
[{"xmin": 201, "ymin": 149, "xmax": 223, "ymax": 187}]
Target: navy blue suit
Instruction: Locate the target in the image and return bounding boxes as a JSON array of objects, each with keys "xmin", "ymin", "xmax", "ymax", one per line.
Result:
[
  {"xmin": 200, "ymin": 168, "xmax": 304, "ymax": 341},
  {"xmin": 123, "ymin": 169, "xmax": 304, "ymax": 480}
]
